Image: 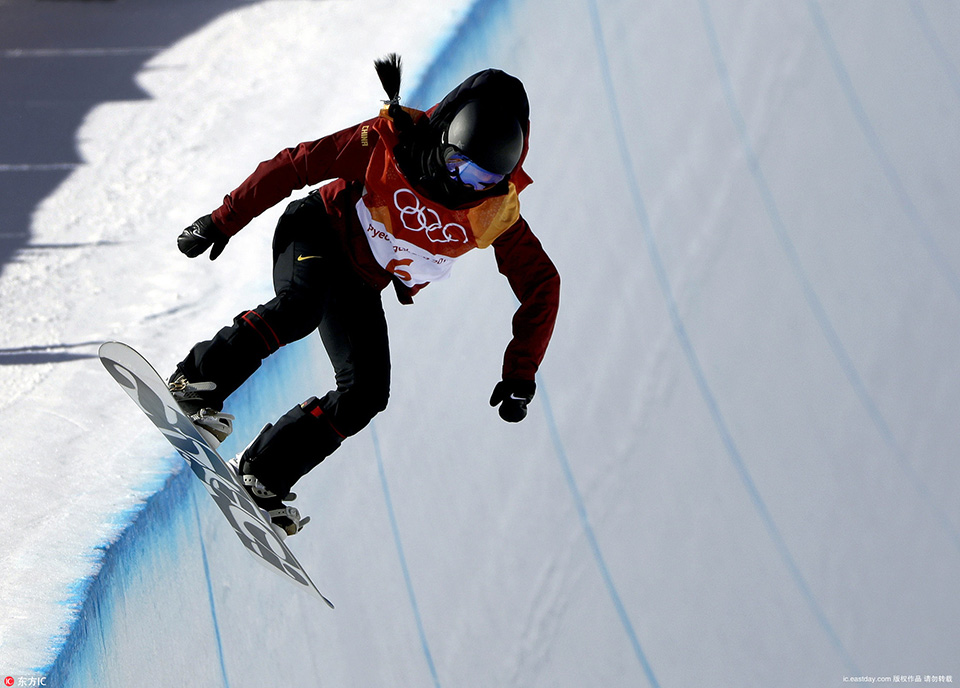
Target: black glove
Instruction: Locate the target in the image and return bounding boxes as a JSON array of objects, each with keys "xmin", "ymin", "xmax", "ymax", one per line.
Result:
[
  {"xmin": 177, "ymin": 215, "xmax": 229, "ymax": 260},
  {"xmin": 489, "ymin": 379, "xmax": 536, "ymax": 423}
]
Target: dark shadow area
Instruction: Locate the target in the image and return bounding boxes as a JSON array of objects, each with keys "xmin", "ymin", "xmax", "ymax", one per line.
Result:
[
  {"xmin": 0, "ymin": 341, "xmax": 102, "ymax": 364},
  {"xmin": 16, "ymin": 239, "xmax": 122, "ymax": 250},
  {"xmin": 0, "ymin": 0, "xmax": 261, "ymax": 279}
]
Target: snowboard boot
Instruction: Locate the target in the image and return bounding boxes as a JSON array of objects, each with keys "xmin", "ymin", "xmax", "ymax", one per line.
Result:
[
  {"xmin": 168, "ymin": 371, "xmax": 235, "ymax": 448},
  {"xmin": 228, "ymin": 424, "xmax": 310, "ymax": 538}
]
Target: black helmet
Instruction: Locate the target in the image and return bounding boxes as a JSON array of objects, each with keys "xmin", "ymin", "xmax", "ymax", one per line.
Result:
[{"xmin": 442, "ymin": 100, "xmax": 524, "ymax": 176}]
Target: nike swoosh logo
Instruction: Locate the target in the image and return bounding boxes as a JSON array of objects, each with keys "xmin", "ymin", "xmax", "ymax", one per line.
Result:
[
  {"xmin": 509, "ymin": 394, "xmax": 528, "ymax": 402},
  {"xmin": 297, "ymin": 255, "xmax": 322, "ymax": 262}
]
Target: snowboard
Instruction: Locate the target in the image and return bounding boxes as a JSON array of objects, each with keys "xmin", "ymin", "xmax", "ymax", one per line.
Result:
[{"xmin": 98, "ymin": 341, "xmax": 333, "ymax": 607}]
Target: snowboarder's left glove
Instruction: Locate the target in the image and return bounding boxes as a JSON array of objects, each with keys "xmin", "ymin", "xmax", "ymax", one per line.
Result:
[
  {"xmin": 178, "ymin": 215, "xmax": 230, "ymax": 260},
  {"xmin": 489, "ymin": 379, "xmax": 536, "ymax": 423}
]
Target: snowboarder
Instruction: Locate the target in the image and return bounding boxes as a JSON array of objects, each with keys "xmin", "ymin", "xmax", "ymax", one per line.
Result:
[{"xmin": 168, "ymin": 55, "xmax": 560, "ymax": 535}]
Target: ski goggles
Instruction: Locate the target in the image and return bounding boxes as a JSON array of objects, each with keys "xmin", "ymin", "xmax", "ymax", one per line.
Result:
[{"xmin": 444, "ymin": 151, "xmax": 505, "ymax": 191}]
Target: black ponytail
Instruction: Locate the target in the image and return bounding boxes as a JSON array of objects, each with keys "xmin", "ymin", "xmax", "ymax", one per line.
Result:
[
  {"xmin": 374, "ymin": 53, "xmax": 402, "ymax": 104},
  {"xmin": 374, "ymin": 53, "xmax": 414, "ymax": 134},
  {"xmin": 375, "ymin": 53, "xmax": 446, "ymax": 196}
]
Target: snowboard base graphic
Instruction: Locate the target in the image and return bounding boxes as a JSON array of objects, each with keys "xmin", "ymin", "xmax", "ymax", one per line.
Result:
[{"xmin": 99, "ymin": 341, "xmax": 333, "ymax": 608}]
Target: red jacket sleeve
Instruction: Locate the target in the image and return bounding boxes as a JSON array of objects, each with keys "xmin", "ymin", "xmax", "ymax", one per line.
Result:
[
  {"xmin": 210, "ymin": 118, "xmax": 378, "ymax": 236},
  {"xmin": 492, "ymin": 218, "xmax": 561, "ymax": 381}
]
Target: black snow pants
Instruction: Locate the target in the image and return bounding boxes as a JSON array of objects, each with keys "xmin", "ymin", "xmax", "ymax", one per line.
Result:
[{"xmin": 175, "ymin": 192, "xmax": 391, "ymax": 494}]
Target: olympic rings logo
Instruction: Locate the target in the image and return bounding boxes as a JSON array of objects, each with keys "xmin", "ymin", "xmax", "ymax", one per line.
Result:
[{"xmin": 394, "ymin": 189, "xmax": 468, "ymax": 244}]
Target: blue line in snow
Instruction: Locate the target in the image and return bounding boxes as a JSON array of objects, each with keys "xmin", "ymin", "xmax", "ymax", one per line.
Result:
[
  {"xmin": 690, "ymin": 0, "xmax": 859, "ymax": 672},
  {"xmin": 192, "ymin": 491, "xmax": 231, "ymax": 688},
  {"xmin": 587, "ymin": 0, "xmax": 859, "ymax": 674},
  {"xmin": 370, "ymin": 422, "xmax": 441, "ymax": 688},
  {"xmin": 909, "ymin": 0, "xmax": 960, "ymax": 102},
  {"xmin": 537, "ymin": 378, "xmax": 661, "ymax": 688},
  {"xmin": 697, "ymin": 0, "xmax": 960, "ymax": 553},
  {"xmin": 807, "ymin": 0, "xmax": 960, "ymax": 301}
]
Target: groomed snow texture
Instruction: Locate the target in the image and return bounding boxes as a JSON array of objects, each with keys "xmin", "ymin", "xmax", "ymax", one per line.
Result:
[{"xmin": 1, "ymin": 0, "xmax": 959, "ymax": 685}]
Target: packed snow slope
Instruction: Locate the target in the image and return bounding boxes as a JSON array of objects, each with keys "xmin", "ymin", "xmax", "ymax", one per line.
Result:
[{"xmin": 2, "ymin": 0, "xmax": 959, "ymax": 685}]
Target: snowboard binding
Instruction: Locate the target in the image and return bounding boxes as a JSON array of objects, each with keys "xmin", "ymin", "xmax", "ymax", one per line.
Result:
[
  {"xmin": 229, "ymin": 424, "xmax": 310, "ymax": 538},
  {"xmin": 168, "ymin": 373, "xmax": 235, "ymax": 447}
]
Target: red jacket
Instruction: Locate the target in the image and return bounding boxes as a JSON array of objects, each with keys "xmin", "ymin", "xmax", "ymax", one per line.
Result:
[{"xmin": 209, "ymin": 111, "xmax": 559, "ymax": 382}]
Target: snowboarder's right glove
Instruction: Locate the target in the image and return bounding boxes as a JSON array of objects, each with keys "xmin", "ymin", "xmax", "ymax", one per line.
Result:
[
  {"xmin": 489, "ymin": 379, "xmax": 536, "ymax": 423},
  {"xmin": 177, "ymin": 215, "xmax": 229, "ymax": 260}
]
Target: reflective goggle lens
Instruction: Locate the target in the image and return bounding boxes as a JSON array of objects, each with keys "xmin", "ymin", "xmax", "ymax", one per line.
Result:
[{"xmin": 445, "ymin": 153, "xmax": 505, "ymax": 190}]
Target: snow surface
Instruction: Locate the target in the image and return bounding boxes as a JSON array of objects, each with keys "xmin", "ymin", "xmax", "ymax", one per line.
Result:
[{"xmin": 2, "ymin": 0, "xmax": 960, "ymax": 685}]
